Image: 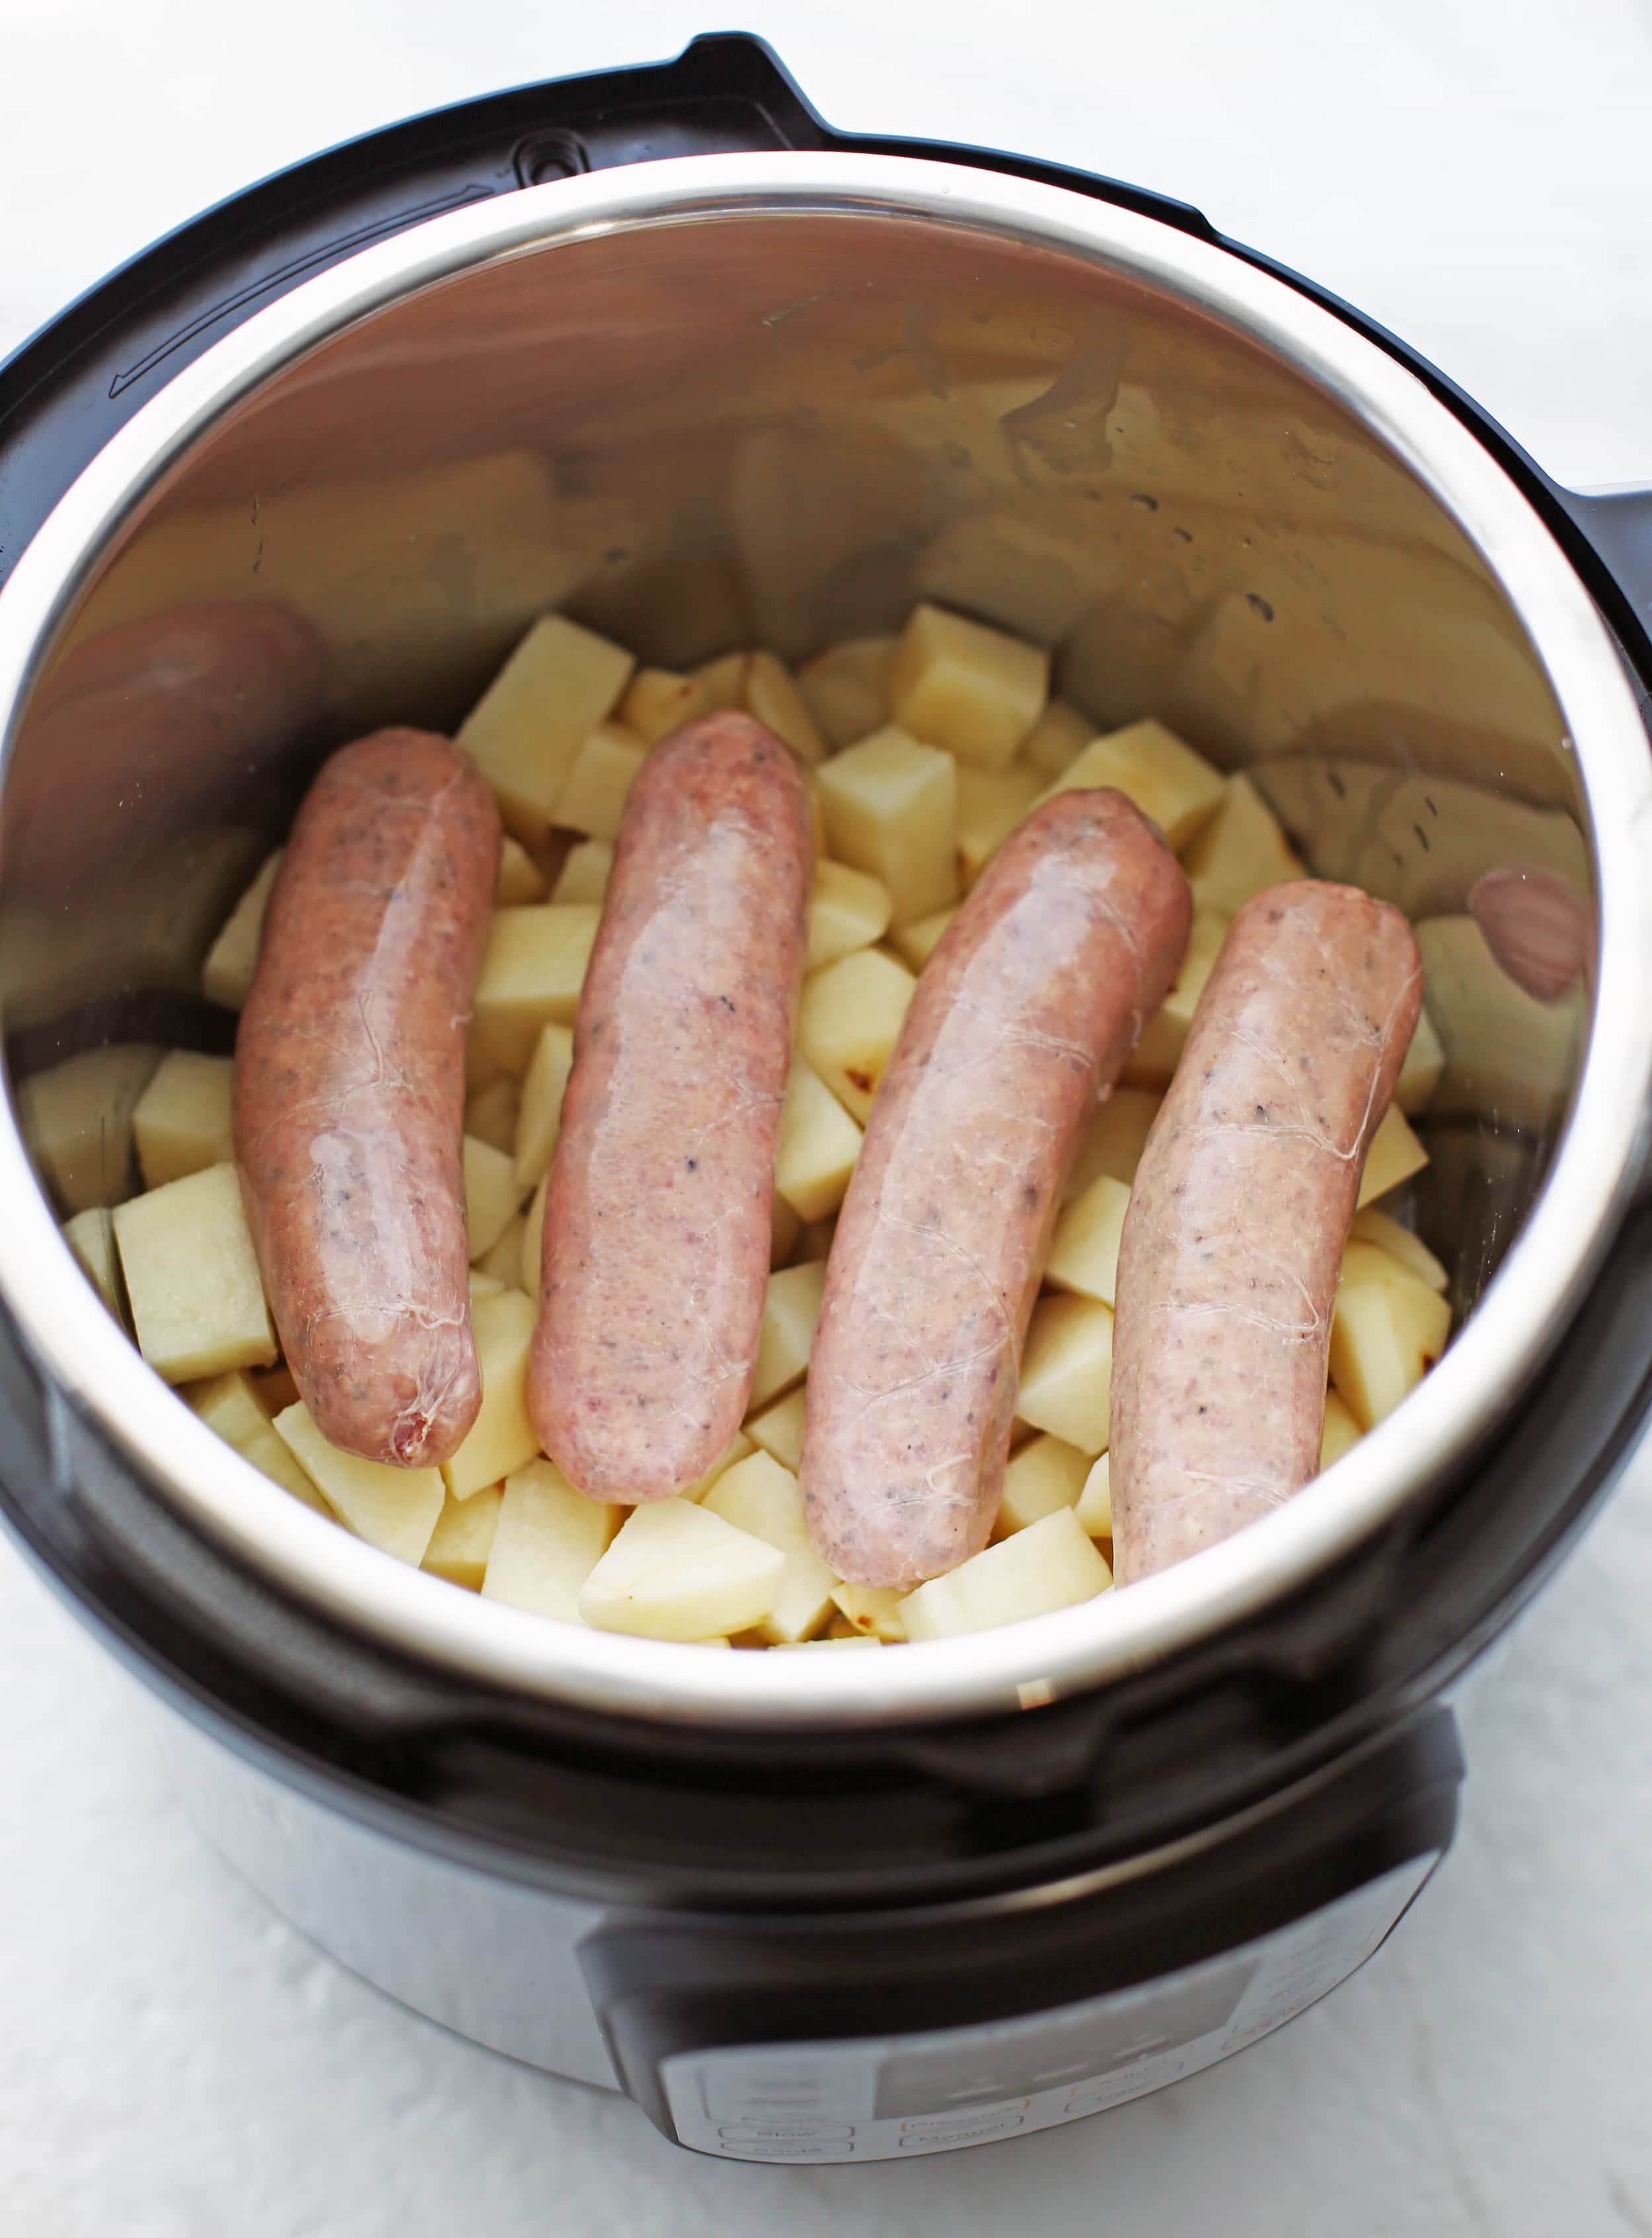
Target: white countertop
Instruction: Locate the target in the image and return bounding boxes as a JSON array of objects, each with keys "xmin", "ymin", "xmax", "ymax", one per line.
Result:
[{"xmin": 4, "ymin": 4, "xmax": 1652, "ymax": 2231}]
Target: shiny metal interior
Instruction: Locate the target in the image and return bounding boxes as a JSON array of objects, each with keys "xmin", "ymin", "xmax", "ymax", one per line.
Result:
[{"xmin": 1, "ymin": 154, "xmax": 1648, "ymax": 1728}]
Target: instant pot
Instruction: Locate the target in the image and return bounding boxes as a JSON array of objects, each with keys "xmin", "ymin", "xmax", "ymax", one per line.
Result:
[{"xmin": 3, "ymin": 34, "xmax": 1651, "ymax": 2165}]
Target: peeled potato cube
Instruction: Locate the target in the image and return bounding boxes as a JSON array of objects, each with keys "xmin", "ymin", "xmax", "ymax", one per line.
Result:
[
  {"xmin": 463, "ymin": 1134, "xmax": 524, "ymax": 1260},
  {"xmin": 1124, "ymin": 907, "xmax": 1231, "ymax": 1086},
  {"xmin": 1357, "ymin": 1104, "xmax": 1429, "ymax": 1208},
  {"xmin": 273, "ymin": 1402, "xmax": 446, "ymax": 1563},
  {"xmin": 556, "ymin": 722, "xmax": 649, "ymax": 842},
  {"xmin": 457, "ymin": 613, "xmax": 634, "ymax": 844},
  {"xmin": 1396, "ymin": 1005, "xmax": 1445, "ymax": 1115},
  {"xmin": 495, "ymin": 836, "xmax": 547, "ymax": 906},
  {"xmin": 1350, "ymin": 1206, "xmax": 1448, "ymax": 1293},
  {"xmin": 807, "ymin": 859, "xmax": 894, "ymax": 971},
  {"xmin": 829, "ymin": 1581, "xmax": 908, "ymax": 1642},
  {"xmin": 478, "ymin": 1211, "xmax": 526, "ymax": 1287},
  {"xmin": 745, "ymin": 648, "xmax": 827, "ymax": 763},
  {"xmin": 482, "ymin": 1459, "xmax": 619, "ymax": 1619},
  {"xmin": 1017, "ymin": 1295, "xmax": 1113, "ymax": 1455},
  {"xmin": 770, "ymin": 1193, "xmax": 802, "ymax": 1270},
  {"xmin": 703, "ymin": 1451, "xmax": 837, "ymax": 1644},
  {"xmin": 797, "ymin": 948, "xmax": 917, "ymax": 1124},
  {"xmin": 1037, "ymin": 720, "xmax": 1224, "ymax": 851},
  {"xmin": 1065, "ymin": 1089, "xmax": 1162, "ymax": 1201},
  {"xmin": 890, "ymin": 601, "xmax": 1048, "ymax": 771},
  {"xmin": 620, "ymin": 666, "xmax": 707, "ymax": 744},
  {"xmin": 955, "ymin": 760, "xmax": 1042, "ymax": 885},
  {"xmin": 513, "ymin": 1021, "xmax": 576, "ymax": 1191},
  {"xmin": 815, "ymin": 726, "xmax": 957, "ymax": 929},
  {"xmin": 1074, "ymin": 1451, "xmax": 1111, "ymax": 1537},
  {"xmin": 202, "ymin": 850, "xmax": 282, "ymax": 1009},
  {"xmin": 996, "ymin": 1433, "xmax": 1090, "ymax": 1537},
  {"xmin": 114, "ymin": 1162, "xmax": 276, "ymax": 1383},
  {"xmin": 469, "ymin": 1270, "xmax": 506, "ymax": 1299},
  {"xmin": 63, "ymin": 1206, "xmax": 125, "ymax": 1321},
  {"xmin": 580, "ymin": 1498, "xmax": 785, "ymax": 1641},
  {"xmin": 693, "ymin": 649, "xmax": 751, "ymax": 711},
  {"xmin": 186, "ymin": 1366, "xmax": 273, "ymax": 1451},
  {"xmin": 679, "ymin": 1430, "xmax": 755, "ymax": 1503},
  {"xmin": 521, "ymin": 1175, "xmax": 548, "ymax": 1295},
  {"xmin": 745, "ymin": 1385, "xmax": 808, "ymax": 1473},
  {"xmin": 550, "ymin": 838, "xmax": 613, "ymax": 906},
  {"xmin": 1021, "ymin": 699, "xmax": 1094, "ymax": 780},
  {"xmin": 890, "ymin": 906, "xmax": 957, "ymax": 972},
  {"xmin": 19, "ymin": 1042, "xmax": 160, "ymax": 1213},
  {"xmin": 422, "ymin": 1484, "xmax": 506, "ymax": 1588},
  {"xmin": 776, "ymin": 1058, "xmax": 863, "ymax": 1222},
  {"xmin": 241, "ymin": 1424, "xmax": 332, "ymax": 1512},
  {"xmin": 1045, "ymin": 1173, "xmax": 1132, "ymax": 1305},
  {"xmin": 469, "ymin": 905, "xmax": 600, "ymax": 1083},
  {"xmin": 465, "ymin": 1074, "xmax": 521, "ymax": 1156},
  {"xmin": 1181, "ymin": 773, "xmax": 1306, "ymax": 913},
  {"xmin": 439, "ymin": 1286, "xmax": 539, "ymax": 1498},
  {"xmin": 900, "ymin": 1508, "xmax": 1111, "ymax": 1640},
  {"xmin": 797, "ymin": 634, "xmax": 896, "ymax": 750},
  {"xmin": 1320, "ymin": 1391, "xmax": 1363, "ymax": 1470},
  {"xmin": 750, "ymin": 1260, "xmax": 828, "ymax": 1411},
  {"xmin": 1329, "ymin": 1271, "xmax": 1451, "ymax": 1430}
]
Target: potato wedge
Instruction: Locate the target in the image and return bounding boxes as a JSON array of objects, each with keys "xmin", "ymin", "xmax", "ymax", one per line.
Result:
[
  {"xmin": 703, "ymin": 1451, "xmax": 838, "ymax": 1643},
  {"xmin": 900, "ymin": 1508, "xmax": 1110, "ymax": 1640},
  {"xmin": 580, "ymin": 1498, "xmax": 785, "ymax": 1640}
]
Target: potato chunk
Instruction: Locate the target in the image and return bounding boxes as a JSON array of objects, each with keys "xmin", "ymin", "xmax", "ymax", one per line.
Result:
[
  {"xmin": 679, "ymin": 1430, "xmax": 756, "ymax": 1503},
  {"xmin": 1320, "ymin": 1392, "xmax": 1363, "ymax": 1470},
  {"xmin": 796, "ymin": 948, "xmax": 917, "ymax": 1124},
  {"xmin": 798, "ymin": 634, "xmax": 896, "ymax": 751},
  {"xmin": 494, "ymin": 837, "xmax": 547, "ymax": 906},
  {"xmin": 550, "ymin": 838, "xmax": 613, "ymax": 906},
  {"xmin": 889, "ymin": 602, "xmax": 1048, "ymax": 771},
  {"xmin": 1329, "ymin": 1262, "xmax": 1451, "ymax": 1430},
  {"xmin": 580, "ymin": 1498, "xmax": 785, "ymax": 1640},
  {"xmin": 889, "ymin": 906, "xmax": 957, "ymax": 971},
  {"xmin": 744, "ymin": 1385, "xmax": 808, "ymax": 1473},
  {"xmin": 815, "ymin": 726, "xmax": 957, "ymax": 928},
  {"xmin": 1037, "ymin": 719, "xmax": 1224, "ymax": 850},
  {"xmin": 19, "ymin": 1043, "xmax": 160, "ymax": 1212},
  {"xmin": 954, "ymin": 761, "xmax": 1041, "ymax": 886},
  {"xmin": 900, "ymin": 1508, "xmax": 1111, "ymax": 1640},
  {"xmin": 457, "ymin": 613, "xmax": 634, "ymax": 843},
  {"xmin": 1016, "ymin": 1295, "xmax": 1113, "ymax": 1455},
  {"xmin": 806, "ymin": 859, "xmax": 893, "ymax": 971},
  {"xmin": 481, "ymin": 1459, "xmax": 619, "ymax": 1617},
  {"xmin": 1396, "ymin": 1005, "xmax": 1445, "ymax": 1114},
  {"xmin": 465, "ymin": 1075, "xmax": 521, "ymax": 1156},
  {"xmin": 63, "ymin": 1206, "xmax": 125, "ymax": 1322},
  {"xmin": 703, "ymin": 1452, "xmax": 838, "ymax": 1643},
  {"xmin": 441, "ymin": 1287, "xmax": 539, "ymax": 1499},
  {"xmin": 114, "ymin": 1162, "xmax": 276, "ymax": 1383},
  {"xmin": 1349, "ymin": 1206, "xmax": 1448, "ymax": 1293},
  {"xmin": 463, "ymin": 1135, "xmax": 524, "ymax": 1260},
  {"xmin": 829, "ymin": 1581, "xmax": 908, "ymax": 1642},
  {"xmin": 692, "ymin": 649, "xmax": 750, "ymax": 711},
  {"xmin": 1064, "ymin": 1088, "xmax": 1162, "ymax": 1201},
  {"xmin": 273, "ymin": 1402, "xmax": 446, "ymax": 1563},
  {"xmin": 1357, "ymin": 1105, "xmax": 1429, "ymax": 1208},
  {"xmin": 619, "ymin": 666, "xmax": 707, "ymax": 744},
  {"xmin": 744, "ymin": 649, "xmax": 827, "ymax": 763},
  {"xmin": 1074, "ymin": 1452, "xmax": 1111, "ymax": 1537},
  {"xmin": 1020, "ymin": 699, "xmax": 1094, "ymax": 781},
  {"xmin": 469, "ymin": 905, "xmax": 600, "ymax": 1083},
  {"xmin": 422, "ymin": 1485, "xmax": 506, "ymax": 1588},
  {"xmin": 513, "ymin": 1021, "xmax": 576, "ymax": 1191},
  {"xmin": 1181, "ymin": 774, "xmax": 1306, "ymax": 913},
  {"xmin": 520, "ymin": 1175, "xmax": 548, "ymax": 1295},
  {"xmin": 190, "ymin": 1371, "xmax": 330, "ymax": 1512},
  {"xmin": 1045, "ymin": 1173, "xmax": 1132, "ymax": 1305},
  {"xmin": 554, "ymin": 722, "xmax": 648, "ymax": 842},
  {"xmin": 1123, "ymin": 907, "xmax": 1231, "ymax": 1087},
  {"xmin": 775, "ymin": 1058, "xmax": 863, "ymax": 1222},
  {"xmin": 995, "ymin": 1434, "xmax": 1090, "ymax": 1537},
  {"xmin": 202, "ymin": 850, "xmax": 282, "ymax": 1009},
  {"xmin": 749, "ymin": 1260, "xmax": 829, "ymax": 1411}
]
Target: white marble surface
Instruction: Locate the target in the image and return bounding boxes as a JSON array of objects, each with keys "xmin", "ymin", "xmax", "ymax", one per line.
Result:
[{"xmin": 3, "ymin": 3, "xmax": 1652, "ymax": 2232}]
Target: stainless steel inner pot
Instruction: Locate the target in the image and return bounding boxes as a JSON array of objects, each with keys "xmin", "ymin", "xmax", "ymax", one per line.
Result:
[{"xmin": 1, "ymin": 153, "xmax": 1649, "ymax": 1730}]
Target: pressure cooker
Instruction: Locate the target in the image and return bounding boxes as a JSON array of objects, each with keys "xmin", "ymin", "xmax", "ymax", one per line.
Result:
[{"xmin": 1, "ymin": 33, "xmax": 1650, "ymax": 2165}]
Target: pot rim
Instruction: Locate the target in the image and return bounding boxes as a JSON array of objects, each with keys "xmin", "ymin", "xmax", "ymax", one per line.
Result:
[{"xmin": 2, "ymin": 149, "xmax": 1649, "ymax": 1732}]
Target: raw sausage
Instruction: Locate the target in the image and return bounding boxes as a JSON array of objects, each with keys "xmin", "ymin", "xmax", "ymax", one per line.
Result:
[
  {"xmin": 802, "ymin": 790, "xmax": 1191, "ymax": 1589},
  {"xmin": 529, "ymin": 713, "xmax": 812, "ymax": 1501},
  {"xmin": 1109, "ymin": 881, "xmax": 1423, "ymax": 1584},
  {"xmin": 235, "ymin": 729, "xmax": 499, "ymax": 1467}
]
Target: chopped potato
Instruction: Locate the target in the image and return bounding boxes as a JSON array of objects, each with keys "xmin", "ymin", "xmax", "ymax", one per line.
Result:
[
  {"xmin": 796, "ymin": 948, "xmax": 917, "ymax": 1124},
  {"xmin": 114, "ymin": 1163, "xmax": 276, "ymax": 1383},
  {"xmin": 463, "ymin": 1135, "xmax": 524, "ymax": 1260},
  {"xmin": 1350, "ymin": 1206, "xmax": 1448, "ymax": 1293},
  {"xmin": 744, "ymin": 648, "xmax": 827, "ymax": 763},
  {"xmin": 1074, "ymin": 1451, "xmax": 1111, "ymax": 1538},
  {"xmin": 1357, "ymin": 1105, "xmax": 1429, "ymax": 1208},
  {"xmin": 478, "ymin": 1211, "xmax": 527, "ymax": 1287},
  {"xmin": 1181, "ymin": 774, "xmax": 1305, "ymax": 913},
  {"xmin": 520, "ymin": 1173, "xmax": 548, "ymax": 1296},
  {"xmin": 423, "ymin": 1485, "xmax": 506, "ymax": 1589},
  {"xmin": 556, "ymin": 722, "xmax": 648, "ymax": 841},
  {"xmin": 955, "ymin": 761, "xmax": 1042, "ymax": 885},
  {"xmin": 679, "ymin": 1431, "xmax": 755, "ymax": 1504},
  {"xmin": 769, "ymin": 1192, "xmax": 802, "ymax": 1271},
  {"xmin": 63, "ymin": 1206, "xmax": 125, "ymax": 1321},
  {"xmin": 797, "ymin": 634, "xmax": 896, "ymax": 750},
  {"xmin": 1065, "ymin": 1089, "xmax": 1162, "ymax": 1200},
  {"xmin": 807, "ymin": 859, "xmax": 894, "ymax": 971},
  {"xmin": 745, "ymin": 1385, "xmax": 808, "ymax": 1474},
  {"xmin": 495, "ymin": 836, "xmax": 547, "ymax": 906},
  {"xmin": 202, "ymin": 850, "xmax": 282, "ymax": 1009},
  {"xmin": 692, "ymin": 649, "xmax": 751, "ymax": 711},
  {"xmin": 1037, "ymin": 719, "xmax": 1224, "ymax": 850},
  {"xmin": 996, "ymin": 1434, "xmax": 1090, "ymax": 1537},
  {"xmin": 469, "ymin": 1270, "xmax": 506, "ymax": 1299},
  {"xmin": 890, "ymin": 906, "xmax": 957, "ymax": 972},
  {"xmin": 829, "ymin": 1581, "xmax": 908, "ymax": 1642},
  {"xmin": 1021, "ymin": 699, "xmax": 1094, "ymax": 781},
  {"xmin": 1017, "ymin": 1295, "xmax": 1113, "ymax": 1455},
  {"xmin": 580, "ymin": 1497, "xmax": 785, "ymax": 1641},
  {"xmin": 514, "ymin": 1022, "xmax": 576, "ymax": 1191},
  {"xmin": 469, "ymin": 905, "xmax": 600, "ymax": 1083},
  {"xmin": 441, "ymin": 1287, "xmax": 539, "ymax": 1499},
  {"xmin": 550, "ymin": 837, "xmax": 613, "ymax": 906},
  {"xmin": 1320, "ymin": 1392, "xmax": 1363, "ymax": 1470},
  {"xmin": 815, "ymin": 726, "xmax": 958, "ymax": 928},
  {"xmin": 703, "ymin": 1451, "xmax": 837, "ymax": 1643},
  {"xmin": 750, "ymin": 1260, "xmax": 828, "ymax": 1411},
  {"xmin": 1123, "ymin": 907, "xmax": 1231, "ymax": 1086},
  {"xmin": 620, "ymin": 666, "xmax": 706, "ymax": 744},
  {"xmin": 889, "ymin": 601, "xmax": 1048, "ymax": 771},
  {"xmin": 1329, "ymin": 1264, "xmax": 1451, "ymax": 1430},
  {"xmin": 457, "ymin": 613, "xmax": 634, "ymax": 843},
  {"xmin": 1045, "ymin": 1173, "xmax": 1132, "ymax": 1305},
  {"xmin": 465, "ymin": 1074, "xmax": 521, "ymax": 1157},
  {"xmin": 775, "ymin": 1058, "xmax": 863, "ymax": 1222},
  {"xmin": 776, "ymin": 1633, "xmax": 882, "ymax": 1649},
  {"xmin": 1396, "ymin": 1005, "xmax": 1445, "ymax": 1115},
  {"xmin": 273, "ymin": 1401, "xmax": 446, "ymax": 1564},
  {"xmin": 900, "ymin": 1508, "xmax": 1110, "ymax": 1640},
  {"xmin": 482, "ymin": 1459, "xmax": 618, "ymax": 1619},
  {"xmin": 187, "ymin": 1367, "xmax": 274, "ymax": 1451},
  {"xmin": 19, "ymin": 1043, "xmax": 160, "ymax": 1213}
]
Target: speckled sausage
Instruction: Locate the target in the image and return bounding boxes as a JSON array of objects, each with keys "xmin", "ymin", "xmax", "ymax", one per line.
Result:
[
  {"xmin": 529, "ymin": 713, "xmax": 812, "ymax": 1502},
  {"xmin": 802, "ymin": 791, "xmax": 1191, "ymax": 1590},
  {"xmin": 235, "ymin": 730, "xmax": 499, "ymax": 1467},
  {"xmin": 1109, "ymin": 882, "xmax": 1423, "ymax": 1584}
]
